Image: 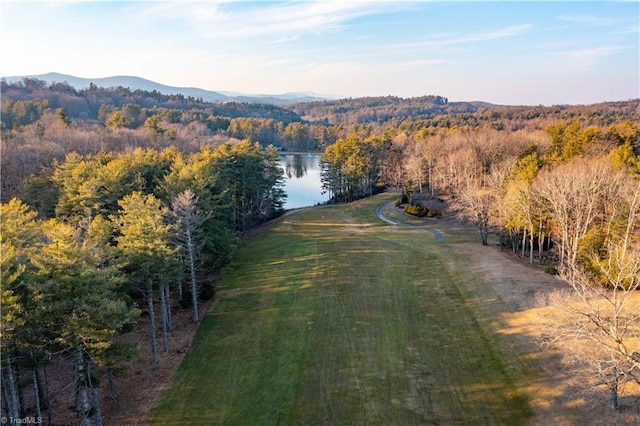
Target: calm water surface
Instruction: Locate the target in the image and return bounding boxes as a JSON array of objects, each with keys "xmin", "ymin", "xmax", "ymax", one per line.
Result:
[{"xmin": 279, "ymin": 153, "xmax": 329, "ymax": 209}]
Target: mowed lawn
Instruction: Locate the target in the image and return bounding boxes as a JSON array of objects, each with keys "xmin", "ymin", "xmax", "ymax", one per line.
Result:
[{"xmin": 150, "ymin": 194, "xmax": 534, "ymax": 425}]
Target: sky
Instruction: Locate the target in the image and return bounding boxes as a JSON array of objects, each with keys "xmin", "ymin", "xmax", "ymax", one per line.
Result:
[{"xmin": 1, "ymin": 1, "xmax": 639, "ymax": 105}]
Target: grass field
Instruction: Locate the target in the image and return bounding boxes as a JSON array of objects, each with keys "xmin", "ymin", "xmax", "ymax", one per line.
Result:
[{"xmin": 150, "ymin": 194, "xmax": 538, "ymax": 425}]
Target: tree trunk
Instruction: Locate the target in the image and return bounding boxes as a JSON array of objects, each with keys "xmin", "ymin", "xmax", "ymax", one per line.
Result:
[
  {"xmin": 75, "ymin": 364, "xmax": 81, "ymax": 412},
  {"xmin": 2, "ymin": 379, "xmax": 11, "ymax": 420},
  {"xmin": 86, "ymin": 362, "xmax": 103, "ymax": 426},
  {"xmin": 186, "ymin": 227, "xmax": 199, "ymax": 322},
  {"xmin": 30, "ymin": 351, "xmax": 47, "ymax": 412},
  {"xmin": 479, "ymin": 224, "xmax": 489, "ymax": 246},
  {"xmin": 32, "ymin": 368, "xmax": 42, "ymax": 421},
  {"xmin": 107, "ymin": 367, "xmax": 117, "ymax": 400},
  {"xmin": 147, "ymin": 283, "xmax": 158, "ymax": 363},
  {"xmin": 538, "ymin": 226, "xmax": 545, "ymax": 264},
  {"xmin": 5, "ymin": 355, "xmax": 21, "ymax": 420},
  {"xmin": 164, "ymin": 285, "xmax": 172, "ymax": 331},
  {"xmin": 15, "ymin": 365, "xmax": 25, "ymax": 418},
  {"xmin": 92, "ymin": 385, "xmax": 103, "ymax": 426},
  {"xmin": 43, "ymin": 364, "xmax": 52, "ymax": 425},
  {"xmin": 529, "ymin": 234, "xmax": 534, "ymax": 263},
  {"xmin": 428, "ymin": 165, "xmax": 434, "ymax": 198},
  {"xmin": 610, "ymin": 368, "xmax": 619, "ymax": 411},
  {"xmin": 160, "ymin": 283, "xmax": 169, "ymax": 354},
  {"xmin": 76, "ymin": 346, "xmax": 92, "ymax": 426}
]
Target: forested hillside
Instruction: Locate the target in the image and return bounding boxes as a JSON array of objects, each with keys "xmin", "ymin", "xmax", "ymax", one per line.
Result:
[
  {"xmin": 1, "ymin": 77, "xmax": 639, "ymax": 424},
  {"xmin": 290, "ymin": 95, "xmax": 640, "ymax": 130},
  {"xmin": 0, "ymin": 78, "xmax": 301, "ymax": 125},
  {"xmin": 3, "ymin": 78, "xmax": 639, "ymax": 204}
]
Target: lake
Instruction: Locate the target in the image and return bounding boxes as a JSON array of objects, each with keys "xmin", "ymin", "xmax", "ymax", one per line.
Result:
[{"xmin": 279, "ymin": 153, "xmax": 329, "ymax": 209}]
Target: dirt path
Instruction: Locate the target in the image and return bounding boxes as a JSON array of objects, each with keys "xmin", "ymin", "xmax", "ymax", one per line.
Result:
[{"xmin": 375, "ymin": 201, "xmax": 445, "ymax": 241}]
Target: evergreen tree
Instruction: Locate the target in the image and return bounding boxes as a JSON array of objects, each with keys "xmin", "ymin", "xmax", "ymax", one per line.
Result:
[
  {"xmin": 0, "ymin": 199, "xmax": 42, "ymax": 421},
  {"xmin": 262, "ymin": 144, "xmax": 287, "ymax": 218},
  {"xmin": 320, "ymin": 134, "xmax": 385, "ymax": 202},
  {"xmin": 28, "ymin": 216, "xmax": 136, "ymax": 426},
  {"xmin": 212, "ymin": 140, "xmax": 286, "ymax": 231},
  {"xmin": 105, "ymin": 110, "xmax": 127, "ymax": 129},
  {"xmin": 160, "ymin": 147, "xmax": 235, "ymax": 268},
  {"xmin": 114, "ymin": 192, "xmax": 180, "ymax": 363},
  {"xmin": 56, "ymin": 107, "xmax": 72, "ymax": 127}
]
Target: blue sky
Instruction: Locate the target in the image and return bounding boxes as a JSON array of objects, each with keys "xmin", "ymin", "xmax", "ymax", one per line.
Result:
[{"xmin": 2, "ymin": 1, "xmax": 638, "ymax": 105}]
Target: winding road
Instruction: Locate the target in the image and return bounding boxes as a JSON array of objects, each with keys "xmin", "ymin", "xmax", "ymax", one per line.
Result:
[{"xmin": 375, "ymin": 201, "xmax": 445, "ymax": 242}]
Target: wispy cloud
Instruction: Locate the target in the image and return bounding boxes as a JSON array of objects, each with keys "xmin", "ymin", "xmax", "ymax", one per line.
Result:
[
  {"xmin": 549, "ymin": 45, "xmax": 632, "ymax": 69},
  {"xmin": 132, "ymin": 0, "xmax": 402, "ymax": 40},
  {"xmin": 559, "ymin": 15, "xmax": 617, "ymax": 26},
  {"xmin": 611, "ymin": 24, "xmax": 640, "ymax": 34},
  {"xmin": 306, "ymin": 58, "xmax": 446, "ymax": 71},
  {"xmin": 382, "ymin": 24, "xmax": 533, "ymax": 50}
]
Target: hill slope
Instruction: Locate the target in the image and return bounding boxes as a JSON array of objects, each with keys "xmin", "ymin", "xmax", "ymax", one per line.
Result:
[{"xmin": 2, "ymin": 72, "xmax": 330, "ymax": 105}]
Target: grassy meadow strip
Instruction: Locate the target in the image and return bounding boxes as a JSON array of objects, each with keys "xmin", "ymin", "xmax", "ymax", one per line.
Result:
[{"xmin": 150, "ymin": 194, "xmax": 533, "ymax": 425}]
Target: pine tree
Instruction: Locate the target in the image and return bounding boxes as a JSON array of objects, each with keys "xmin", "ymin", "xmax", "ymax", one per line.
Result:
[
  {"xmin": 114, "ymin": 192, "xmax": 180, "ymax": 363},
  {"xmin": 105, "ymin": 110, "xmax": 127, "ymax": 129},
  {"xmin": 29, "ymin": 216, "xmax": 136, "ymax": 425},
  {"xmin": 0, "ymin": 199, "xmax": 42, "ymax": 420},
  {"xmin": 160, "ymin": 146, "xmax": 235, "ymax": 269}
]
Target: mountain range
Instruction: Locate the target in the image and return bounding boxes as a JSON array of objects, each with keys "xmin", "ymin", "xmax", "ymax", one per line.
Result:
[{"xmin": 2, "ymin": 72, "xmax": 334, "ymax": 105}]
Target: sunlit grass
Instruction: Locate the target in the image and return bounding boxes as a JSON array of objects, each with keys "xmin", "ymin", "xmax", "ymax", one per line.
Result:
[{"xmin": 150, "ymin": 193, "xmax": 533, "ymax": 425}]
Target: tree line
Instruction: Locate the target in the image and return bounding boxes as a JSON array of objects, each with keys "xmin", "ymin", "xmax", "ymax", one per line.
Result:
[
  {"xmin": 1, "ymin": 141, "xmax": 286, "ymax": 425},
  {"xmin": 3, "ymin": 79, "xmax": 639, "ymax": 205},
  {"xmin": 289, "ymin": 95, "xmax": 639, "ymax": 129},
  {"xmin": 0, "ymin": 78, "xmax": 301, "ymax": 125}
]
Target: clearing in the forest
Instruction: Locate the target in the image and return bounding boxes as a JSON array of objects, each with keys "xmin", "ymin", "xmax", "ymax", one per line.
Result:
[{"xmin": 149, "ymin": 193, "xmax": 581, "ymax": 425}]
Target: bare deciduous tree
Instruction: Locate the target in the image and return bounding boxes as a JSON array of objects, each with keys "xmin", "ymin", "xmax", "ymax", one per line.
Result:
[
  {"xmin": 452, "ymin": 157, "xmax": 515, "ymax": 245},
  {"xmin": 541, "ymin": 177, "xmax": 640, "ymax": 414},
  {"xmin": 171, "ymin": 189, "xmax": 209, "ymax": 322},
  {"xmin": 502, "ymin": 180, "xmax": 546, "ymax": 263},
  {"xmin": 535, "ymin": 159, "xmax": 621, "ymax": 275}
]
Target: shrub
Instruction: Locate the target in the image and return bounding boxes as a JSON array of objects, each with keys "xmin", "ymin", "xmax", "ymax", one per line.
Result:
[
  {"xmin": 544, "ymin": 264, "xmax": 558, "ymax": 275},
  {"xmin": 395, "ymin": 198, "xmax": 403, "ymax": 207},
  {"xmin": 403, "ymin": 204, "xmax": 429, "ymax": 217},
  {"xmin": 403, "ymin": 204, "xmax": 417, "ymax": 215}
]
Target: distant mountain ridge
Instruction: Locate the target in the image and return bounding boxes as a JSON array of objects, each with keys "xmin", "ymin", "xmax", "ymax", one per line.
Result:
[{"xmin": 2, "ymin": 72, "xmax": 332, "ymax": 105}]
